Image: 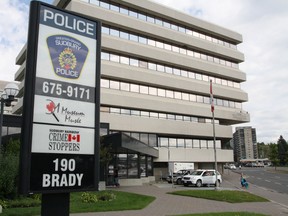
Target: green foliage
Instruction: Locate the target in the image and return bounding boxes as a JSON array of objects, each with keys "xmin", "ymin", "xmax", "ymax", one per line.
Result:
[
  {"xmin": 277, "ymin": 135, "xmax": 288, "ymax": 165},
  {"xmin": 80, "ymin": 191, "xmax": 116, "ymax": 203},
  {"xmin": 257, "ymin": 142, "xmax": 270, "ymax": 159},
  {"xmin": 81, "ymin": 192, "xmax": 98, "ymax": 203},
  {"xmin": 5, "ymin": 197, "xmax": 41, "ymax": 208},
  {"xmin": 268, "ymin": 144, "xmax": 279, "ymax": 169},
  {"xmin": 0, "ymin": 138, "xmax": 21, "ymax": 199},
  {"xmin": 0, "ymin": 199, "xmax": 8, "ymax": 209},
  {"xmin": 4, "ymin": 138, "xmax": 20, "ymax": 156},
  {"xmin": 0, "ymin": 154, "xmax": 19, "ymax": 199}
]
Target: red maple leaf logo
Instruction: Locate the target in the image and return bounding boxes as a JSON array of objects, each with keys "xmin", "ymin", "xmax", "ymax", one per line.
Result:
[{"xmin": 46, "ymin": 101, "xmax": 55, "ymax": 113}]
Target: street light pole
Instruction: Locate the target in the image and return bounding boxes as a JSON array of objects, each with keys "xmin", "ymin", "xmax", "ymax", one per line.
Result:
[{"xmin": 0, "ymin": 83, "xmax": 19, "ymax": 156}]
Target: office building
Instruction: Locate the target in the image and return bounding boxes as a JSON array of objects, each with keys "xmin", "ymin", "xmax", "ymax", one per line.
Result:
[{"xmin": 14, "ymin": 0, "xmax": 249, "ymax": 185}]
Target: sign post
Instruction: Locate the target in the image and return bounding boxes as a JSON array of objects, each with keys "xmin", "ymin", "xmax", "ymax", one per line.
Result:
[{"xmin": 19, "ymin": 1, "xmax": 101, "ymax": 215}]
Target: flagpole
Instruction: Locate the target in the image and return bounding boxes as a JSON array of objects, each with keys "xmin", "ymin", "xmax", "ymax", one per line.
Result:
[{"xmin": 210, "ymin": 80, "xmax": 218, "ymax": 190}]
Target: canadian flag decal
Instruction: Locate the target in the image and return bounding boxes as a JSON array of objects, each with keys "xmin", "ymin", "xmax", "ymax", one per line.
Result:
[{"xmin": 68, "ymin": 134, "xmax": 80, "ymax": 142}]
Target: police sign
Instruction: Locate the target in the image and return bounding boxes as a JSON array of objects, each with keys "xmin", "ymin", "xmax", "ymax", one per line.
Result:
[{"xmin": 20, "ymin": 1, "xmax": 101, "ymax": 194}]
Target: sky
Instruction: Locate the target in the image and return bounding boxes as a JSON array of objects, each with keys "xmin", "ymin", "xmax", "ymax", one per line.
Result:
[{"xmin": 1, "ymin": 0, "xmax": 288, "ymax": 144}]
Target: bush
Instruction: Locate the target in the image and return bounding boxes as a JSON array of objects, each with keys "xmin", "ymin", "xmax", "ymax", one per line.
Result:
[
  {"xmin": 0, "ymin": 199, "xmax": 8, "ymax": 209},
  {"xmin": 80, "ymin": 191, "xmax": 116, "ymax": 203},
  {"xmin": 81, "ymin": 192, "xmax": 98, "ymax": 203},
  {"xmin": 0, "ymin": 138, "xmax": 20, "ymax": 199},
  {"xmin": 0, "ymin": 154, "xmax": 19, "ymax": 199}
]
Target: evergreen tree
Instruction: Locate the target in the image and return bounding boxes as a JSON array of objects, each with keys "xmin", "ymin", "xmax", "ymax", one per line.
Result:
[
  {"xmin": 277, "ymin": 135, "xmax": 288, "ymax": 166},
  {"xmin": 268, "ymin": 144, "xmax": 279, "ymax": 170}
]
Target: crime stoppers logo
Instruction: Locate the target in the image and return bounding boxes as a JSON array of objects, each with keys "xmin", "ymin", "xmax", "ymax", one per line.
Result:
[
  {"xmin": 49, "ymin": 128, "xmax": 81, "ymax": 152},
  {"xmin": 47, "ymin": 35, "xmax": 89, "ymax": 79}
]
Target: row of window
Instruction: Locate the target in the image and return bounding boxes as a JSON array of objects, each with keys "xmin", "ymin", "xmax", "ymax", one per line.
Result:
[
  {"xmin": 112, "ymin": 131, "xmax": 222, "ymax": 149},
  {"xmin": 117, "ymin": 131, "xmax": 157, "ymax": 147},
  {"xmin": 101, "ymin": 51, "xmax": 241, "ymax": 89},
  {"xmin": 101, "ymin": 79, "xmax": 242, "ymax": 109},
  {"xmin": 82, "ymin": 0, "xmax": 237, "ymax": 50},
  {"xmin": 102, "ymin": 26, "xmax": 239, "ymax": 69},
  {"xmin": 101, "ymin": 106, "xmax": 220, "ymax": 125},
  {"xmin": 159, "ymin": 137, "xmax": 221, "ymax": 149}
]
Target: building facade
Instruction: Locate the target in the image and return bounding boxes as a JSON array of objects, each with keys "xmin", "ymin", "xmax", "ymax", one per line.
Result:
[
  {"xmin": 14, "ymin": 0, "xmax": 249, "ymax": 184},
  {"xmin": 233, "ymin": 127, "xmax": 257, "ymax": 162}
]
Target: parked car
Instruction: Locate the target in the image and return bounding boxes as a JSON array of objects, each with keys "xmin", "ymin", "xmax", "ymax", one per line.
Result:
[
  {"xmin": 182, "ymin": 169, "xmax": 222, "ymax": 187},
  {"xmin": 166, "ymin": 169, "xmax": 193, "ymax": 184},
  {"xmin": 173, "ymin": 169, "xmax": 194, "ymax": 185},
  {"xmin": 229, "ymin": 164, "xmax": 236, "ymax": 170}
]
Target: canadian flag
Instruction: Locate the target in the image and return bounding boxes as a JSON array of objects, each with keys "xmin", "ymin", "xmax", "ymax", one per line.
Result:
[
  {"xmin": 210, "ymin": 80, "xmax": 214, "ymax": 113},
  {"xmin": 68, "ymin": 134, "xmax": 80, "ymax": 142}
]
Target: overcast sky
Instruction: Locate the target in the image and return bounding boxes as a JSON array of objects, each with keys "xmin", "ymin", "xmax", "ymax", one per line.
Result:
[{"xmin": 1, "ymin": 0, "xmax": 288, "ymax": 144}]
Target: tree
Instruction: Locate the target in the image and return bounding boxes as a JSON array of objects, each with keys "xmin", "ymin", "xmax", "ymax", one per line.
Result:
[
  {"xmin": 277, "ymin": 135, "xmax": 288, "ymax": 166},
  {"xmin": 257, "ymin": 142, "xmax": 270, "ymax": 158},
  {"xmin": 268, "ymin": 144, "xmax": 279, "ymax": 170},
  {"xmin": 99, "ymin": 137, "xmax": 113, "ymax": 184}
]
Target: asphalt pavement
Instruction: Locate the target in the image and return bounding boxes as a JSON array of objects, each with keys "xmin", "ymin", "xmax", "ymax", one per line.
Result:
[{"xmin": 74, "ymin": 170, "xmax": 288, "ymax": 216}]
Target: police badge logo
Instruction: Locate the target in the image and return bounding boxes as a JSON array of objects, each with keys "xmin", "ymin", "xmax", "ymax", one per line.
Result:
[{"xmin": 47, "ymin": 35, "xmax": 89, "ymax": 79}]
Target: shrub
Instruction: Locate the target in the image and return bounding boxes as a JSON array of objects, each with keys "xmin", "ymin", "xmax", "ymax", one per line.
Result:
[
  {"xmin": 80, "ymin": 191, "xmax": 116, "ymax": 203},
  {"xmin": 0, "ymin": 154, "xmax": 19, "ymax": 199},
  {"xmin": 81, "ymin": 192, "xmax": 98, "ymax": 203},
  {"xmin": 0, "ymin": 199, "xmax": 8, "ymax": 209}
]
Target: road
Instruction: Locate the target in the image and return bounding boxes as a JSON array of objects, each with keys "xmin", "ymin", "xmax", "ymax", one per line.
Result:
[{"xmin": 233, "ymin": 167, "xmax": 288, "ymax": 195}]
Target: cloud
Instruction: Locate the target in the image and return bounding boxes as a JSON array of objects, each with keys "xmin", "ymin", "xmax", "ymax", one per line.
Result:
[{"xmin": 0, "ymin": 0, "xmax": 29, "ymax": 81}]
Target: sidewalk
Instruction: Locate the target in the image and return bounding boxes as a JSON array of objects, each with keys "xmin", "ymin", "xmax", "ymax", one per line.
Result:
[{"xmin": 73, "ymin": 171, "xmax": 288, "ymax": 216}]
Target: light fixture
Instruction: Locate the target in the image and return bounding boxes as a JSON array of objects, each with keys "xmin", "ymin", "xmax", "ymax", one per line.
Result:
[{"xmin": 0, "ymin": 82, "xmax": 19, "ymax": 154}]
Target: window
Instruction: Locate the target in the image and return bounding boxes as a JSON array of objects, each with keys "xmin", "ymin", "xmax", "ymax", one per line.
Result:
[
  {"xmin": 120, "ymin": 56, "xmax": 129, "ymax": 64},
  {"xmin": 193, "ymin": 140, "xmax": 200, "ymax": 148},
  {"xmin": 129, "ymin": 10, "xmax": 137, "ymax": 18},
  {"xmin": 149, "ymin": 87, "xmax": 157, "ymax": 95},
  {"xmin": 140, "ymin": 85, "xmax": 148, "ymax": 94},
  {"xmin": 110, "ymin": 54, "xmax": 120, "ymax": 62},
  {"xmin": 110, "ymin": 29, "xmax": 119, "ymax": 37},
  {"xmin": 138, "ymin": 13, "xmax": 147, "ymax": 21},
  {"xmin": 139, "ymin": 36, "xmax": 147, "ymax": 44},
  {"xmin": 110, "ymin": 81, "xmax": 119, "ymax": 89},
  {"xmin": 120, "ymin": 82, "xmax": 129, "ymax": 91},
  {"xmin": 160, "ymin": 137, "xmax": 168, "ymax": 147},
  {"xmin": 101, "ymin": 79, "xmax": 109, "ymax": 88},
  {"xmin": 131, "ymin": 110, "xmax": 140, "ymax": 116},
  {"xmin": 157, "ymin": 89, "xmax": 165, "ymax": 97},
  {"xmin": 101, "ymin": 52, "xmax": 109, "ymax": 60},
  {"xmin": 130, "ymin": 58, "xmax": 139, "ymax": 67},
  {"xmin": 139, "ymin": 60, "xmax": 148, "ymax": 68},
  {"xmin": 131, "ymin": 84, "xmax": 139, "ymax": 93},
  {"xmin": 129, "ymin": 34, "xmax": 138, "ymax": 42},
  {"xmin": 169, "ymin": 138, "xmax": 177, "ymax": 147},
  {"xmin": 178, "ymin": 139, "xmax": 185, "ymax": 148},
  {"xmin": 120, "ymin": 31, "xmax": 129, "ymax": 40},
  {"xmin": 185, "ymin": 139, "xmax": 192, "ymax": 148}
]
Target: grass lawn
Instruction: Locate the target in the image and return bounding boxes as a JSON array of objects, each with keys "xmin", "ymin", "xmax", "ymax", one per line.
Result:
[
  {"xmin": 168, "ymin": 190, "xmax": 269, "ymax": 203},
  {"xmin": 1, "ymin": 190, "xmax": 155, "ymax": 216},
  {"xmin": 173, "ymin": 212, "xmax": 268, "ymax": 216}
]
